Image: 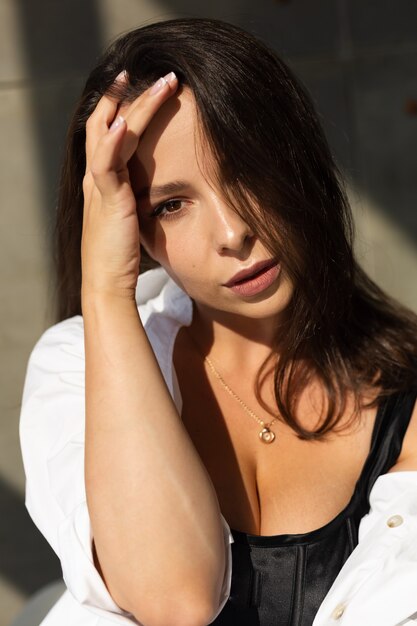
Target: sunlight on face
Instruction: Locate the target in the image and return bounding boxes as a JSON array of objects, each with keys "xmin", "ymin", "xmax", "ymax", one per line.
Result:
[{"xmin": 129, "ymin": 87, "xmax": 293, "ymax": 323}]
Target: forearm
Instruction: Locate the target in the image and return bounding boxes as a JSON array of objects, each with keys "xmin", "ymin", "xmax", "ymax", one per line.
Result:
[{"xmin": 83, "ymin": 295, "xmax": 225, "ymax": 623}]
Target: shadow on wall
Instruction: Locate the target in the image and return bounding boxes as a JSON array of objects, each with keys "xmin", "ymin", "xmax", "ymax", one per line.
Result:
[
  {"xmin": 14, "ymin": 0, "xmax": 104, "ymax": 243},
  {"xmin": 0, "ymin": 476, "xmax": 61, "ymax": 595}
]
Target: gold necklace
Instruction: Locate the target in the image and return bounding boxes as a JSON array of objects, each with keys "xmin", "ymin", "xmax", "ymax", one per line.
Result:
[{"xmin": 204, "ymin": 355, "xmax": 278, "ymax": 444}]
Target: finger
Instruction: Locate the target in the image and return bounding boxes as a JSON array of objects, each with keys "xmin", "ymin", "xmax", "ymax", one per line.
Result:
[
  {"xmin": 85, "ymin": 71, "xmax": 128, "ymax": 171},
  {"xmin": 89, "ymin": 115, "xmax": 130, "ymax": 200},
  {"xmin": 120, "ymin": 71, "xmax": 178, "ymax": 162},
  {"xmin": 89, "ymin": 72, "xmax": 178, "ymax": 202},
  {"xmin": 85, "ymin": 95, "xmax": 120, "ymax": 171}
]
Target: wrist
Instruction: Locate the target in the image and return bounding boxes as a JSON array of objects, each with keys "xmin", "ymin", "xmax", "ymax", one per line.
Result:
[{"xmin": 81, "ymin": 289, "xmax": 139, "ymax": 317}]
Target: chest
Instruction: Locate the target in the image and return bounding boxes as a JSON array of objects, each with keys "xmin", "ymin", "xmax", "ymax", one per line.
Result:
[{"xmin": 173, "ymin": 337, "xmax": 378, "ymax": 536}]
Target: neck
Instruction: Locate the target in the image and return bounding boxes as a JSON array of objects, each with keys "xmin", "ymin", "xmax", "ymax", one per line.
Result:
[{"xmin": 188, "ymin": 301, "xmax": 286, "ymax": 373}]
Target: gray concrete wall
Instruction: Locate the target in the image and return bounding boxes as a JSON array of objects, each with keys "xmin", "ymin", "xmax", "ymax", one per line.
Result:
[{"xmin": 2, "ymin": 1, "xmax": 416, "ymax": 624}]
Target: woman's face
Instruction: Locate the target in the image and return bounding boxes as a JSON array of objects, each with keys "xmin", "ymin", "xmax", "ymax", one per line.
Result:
[{"xmin": 129, "ymin": 87, "xmax": 293, "ymax": 323}]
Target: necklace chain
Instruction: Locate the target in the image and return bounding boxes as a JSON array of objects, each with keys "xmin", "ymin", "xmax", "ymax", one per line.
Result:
[{"xmin": 204, "ymin": 355, "xmax": 278, "ymax": 443}]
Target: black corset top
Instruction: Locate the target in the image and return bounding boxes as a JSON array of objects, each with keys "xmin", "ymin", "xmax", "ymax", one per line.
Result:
[{"xmin": 211, "ymin": 389, "xmax": 417, "ymax": 626}]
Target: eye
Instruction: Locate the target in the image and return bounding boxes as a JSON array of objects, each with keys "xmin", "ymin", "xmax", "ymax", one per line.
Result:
[{"xmin": 151, "ymin": 199, "xmax": 186, "ymax": 220}]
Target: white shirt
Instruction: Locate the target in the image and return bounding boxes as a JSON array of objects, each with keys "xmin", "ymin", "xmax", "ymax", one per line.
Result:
[{"xmin": 20, "ymin": 267, "xmax": 417, "ymax": 626}]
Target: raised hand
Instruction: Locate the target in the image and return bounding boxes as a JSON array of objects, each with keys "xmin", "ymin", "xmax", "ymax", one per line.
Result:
[{"xmin": 81, "ymin": 71, "xmax": 178, "ymax": 303}]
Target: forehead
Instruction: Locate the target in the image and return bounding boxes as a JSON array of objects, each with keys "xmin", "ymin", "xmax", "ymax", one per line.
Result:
[{"xmin": 128, "ymin": 87, "xmax": 210, "ymax": 188}]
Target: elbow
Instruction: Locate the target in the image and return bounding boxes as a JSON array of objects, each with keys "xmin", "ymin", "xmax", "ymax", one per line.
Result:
[
  {"xmin": 148, "ymin": 613, "xmax": 213, "ymax": 626},
  {"xmin": 111, "ymin": 535, "xmax": 228, "ymax": 626},
  {"xmin": 129, "ymin": 591, "xmax": 218, "ymax": 626},
  {"xmin": 96, "ymin": 554, "xmax": 223, "ymax": 626},
  {"xmin": 131, "ymin": 607, "xmax": 213, "ymax": 626}
]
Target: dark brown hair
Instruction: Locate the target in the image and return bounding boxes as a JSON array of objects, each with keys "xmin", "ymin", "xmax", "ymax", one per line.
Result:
[{"xmin": 56, "ymin": 17, "xmax": 417, "ymax": 439}]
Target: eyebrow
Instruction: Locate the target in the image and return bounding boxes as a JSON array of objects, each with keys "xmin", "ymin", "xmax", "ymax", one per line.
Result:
[{"xmin": 134, "ymin": 180, "xmax": 190, "ymax": 201}]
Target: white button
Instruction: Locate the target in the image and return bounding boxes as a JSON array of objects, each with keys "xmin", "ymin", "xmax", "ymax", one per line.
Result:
[
  {"xmin": 331, "ymin": 603, "xmax": 346, "ymax": 620},
  {"xmin": 386, "ymin": 514, "xmax": 404, "ymax": 528}
]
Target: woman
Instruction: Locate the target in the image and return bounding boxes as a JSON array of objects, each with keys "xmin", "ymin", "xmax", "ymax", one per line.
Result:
[{"xmin": 20, "ymin": 17, "xmax": 417, "ymax": 626}]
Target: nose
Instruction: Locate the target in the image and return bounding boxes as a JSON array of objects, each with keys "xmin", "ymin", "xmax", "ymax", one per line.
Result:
[{"xmin": 210, "ymin": 194, "xmax": 255, "ymax": 256}]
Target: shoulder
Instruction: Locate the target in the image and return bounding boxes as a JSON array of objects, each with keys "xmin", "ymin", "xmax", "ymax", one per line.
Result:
[
  {"xmin": 23, "ymin": 316, "xmax": 85, "ymax": 396},
  {"xmin": 20, "ymin": 316, "xmax": 86, "ymax": 443}
]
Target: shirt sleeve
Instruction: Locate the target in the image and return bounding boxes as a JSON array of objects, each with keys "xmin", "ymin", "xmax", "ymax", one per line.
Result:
[
  {"xmin": 19, "ymin": 316, "xmax": 233, "ymax": 624},
  {"xmin": 312, "ymin": 471, "xmax": 417, "ymax": 626}
]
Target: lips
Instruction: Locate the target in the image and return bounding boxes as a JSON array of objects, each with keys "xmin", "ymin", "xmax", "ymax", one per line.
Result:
[
  {"xmin": 224, "ymin": 259, "xmax": 278, "ymax": 287},
  {"xmin": 224, "ymin": 259, "xmax": 281, "ymax": 298}
]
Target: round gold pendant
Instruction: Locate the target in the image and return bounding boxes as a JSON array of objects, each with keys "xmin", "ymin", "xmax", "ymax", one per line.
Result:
[{"xmin": 259, "ymin": 427, "xmax": 275, "ymax": 443}]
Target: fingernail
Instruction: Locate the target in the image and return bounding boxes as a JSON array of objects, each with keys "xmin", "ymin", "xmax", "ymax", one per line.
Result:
[
  {"xmin": 164, "ymin": 71, "xmax": 177, "ymax": 85},
  {"xmin": 150, "ymin": 76, "xmax": 168, "ymax": 95},
  {"xmin": 150, "ymin": 72, "xmax": 177, "ymax": 95},
  {"xmin": 109, "ymin": 115, "xmax": 125, "ymax": 132},
  {"xmin": 115, "ymin": 70, "xmax": 128, "ymax": 83}
]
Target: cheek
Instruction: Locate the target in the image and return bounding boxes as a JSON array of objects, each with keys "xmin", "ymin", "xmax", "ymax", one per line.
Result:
[
  {"xmin": 138, "ymin": 216, "xmax": 170, "ymax": 262},
  {"xmin": 139, "ymin": 222, "xmax": 193, "ymax": 272}
]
